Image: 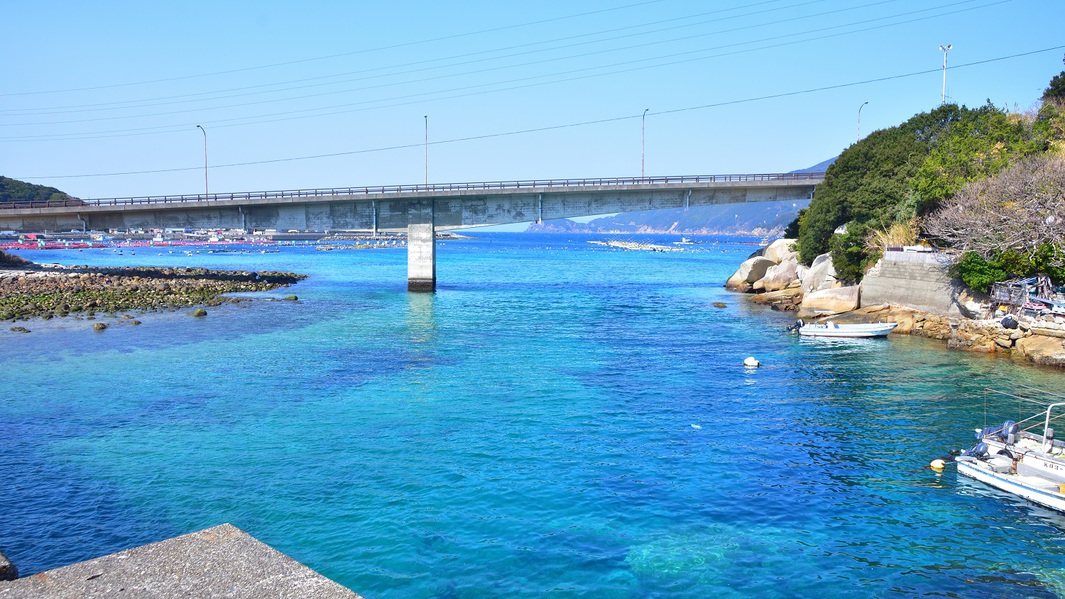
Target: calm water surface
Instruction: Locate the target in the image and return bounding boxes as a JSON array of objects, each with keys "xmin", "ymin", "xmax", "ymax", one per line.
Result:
[{"xmin": 2, "ymin": 233, "xmax": 1064, "ymax": 598}]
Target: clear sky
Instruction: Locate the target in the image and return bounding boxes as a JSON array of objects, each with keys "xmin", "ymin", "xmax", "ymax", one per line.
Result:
[{"xmin": 3, "ymin": 0, "xmax": 1063, "ymax": 200}]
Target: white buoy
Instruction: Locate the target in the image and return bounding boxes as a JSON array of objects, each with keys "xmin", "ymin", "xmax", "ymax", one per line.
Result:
[
  {"xmin": 930, "ymin": 459, "xmax": 946, "ymax": 471},
  {"xmin": 743, "ymin": 356, "xmax": 760, "ymax": 368},
  {"xmin": 691, "ymin": 424, "xmax": 702, "ymax": 430}
]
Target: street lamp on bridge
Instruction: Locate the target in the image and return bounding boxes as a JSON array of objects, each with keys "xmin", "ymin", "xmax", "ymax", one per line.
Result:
[
  {"xmin": 424, "ymin": 115, "xmax": 428, "ymax": 187},
  {"xmin": 195, "ymin": 125, "xmax": 208, "ymax": 197},
  {"xmin": 641, "ymin": 108, "xmax": 649, "ymax": 181}
]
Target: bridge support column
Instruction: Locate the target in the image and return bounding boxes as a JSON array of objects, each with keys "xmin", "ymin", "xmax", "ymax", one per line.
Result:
[{"xmin": 407, "ymin": 200, "xmax": 436, "ymax": 292}]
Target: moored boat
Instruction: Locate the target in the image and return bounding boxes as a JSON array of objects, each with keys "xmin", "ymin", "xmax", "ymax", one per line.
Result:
[
  {"xmin": 795, "ymin": 320, "xmax": 897, "ymax": 338},
  {"xmin": 955, "ymin": 395, "xmax": 1065, "ymax": 514}
]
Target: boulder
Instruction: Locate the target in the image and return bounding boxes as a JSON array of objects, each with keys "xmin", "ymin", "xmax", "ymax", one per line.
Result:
[
  {"xmin": 762, "ymin": 239, "xmax": 798, "ymax": 265},
  {"xmin": 761, "ymin": 259, "xmax": 799, "ymax": 292},
  {"xmin": 1014, "ymin": 335, "xmax": 1065, "ymax": 368},
  {"xmin": 800, "ymin": 253, "xmax": 839, "ymax": 293},
  {"xmin": 725, "ymin": 257, "xmax": 776, "ymax": 292},
  {"xmin": 749, "ymin": 287, "xmax": 803, "ymax": 311},
  {"xmin": 800, "ymin": 285, "xmax": 860, "ymax": 315}
]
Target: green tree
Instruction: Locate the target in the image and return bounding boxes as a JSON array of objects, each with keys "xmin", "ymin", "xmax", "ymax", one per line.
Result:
[
  {"xmin": 829, "ymin": 221, "xmax": 873, "ymax": 284},
  {"xmin": 1045, "ymin": 71, "xmax": 1065, "ymax": 102},
  {"xmin": 797, "ymin": 104, "xmax": 959, "ymax": 264},
  {"xmin": 911, "ymin": 102, "xmax": 1044, "ymax": 205}
]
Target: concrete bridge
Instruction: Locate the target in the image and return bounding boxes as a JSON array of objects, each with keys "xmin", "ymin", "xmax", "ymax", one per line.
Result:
[{"xmin": 0, "ymin": 173, "xmax": 823, "ymax": 291}]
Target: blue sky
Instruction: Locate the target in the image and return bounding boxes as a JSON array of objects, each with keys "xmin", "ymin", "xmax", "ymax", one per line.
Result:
[{"xmin": 3, "ymin": 0, "xmax": 1062, "ymax": 200}]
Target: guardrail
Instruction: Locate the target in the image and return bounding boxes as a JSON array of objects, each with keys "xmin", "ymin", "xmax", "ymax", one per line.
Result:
[{"xmin": 0, "ymin": 172, "xmax": 824, "ymax": 210}]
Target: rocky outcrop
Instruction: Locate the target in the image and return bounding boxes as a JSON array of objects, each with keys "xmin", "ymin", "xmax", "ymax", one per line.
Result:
[
  {"xmin": 749, "ymin": 287, "xmax": 803, "ymax": 311},
  {"xmin": 1015, "ymin": 335, "xmax": 1065, "ymax": 367},
  {"xmin": 725, "ymin": 239, "xmax": 807, "ymax": 294},
  {"xmin": 725, "ymin": 242, "xmax": 1065, "ymax": 370},
  {"xmin": 800, "ymin": 285, "xmax": 860, "ymax": 315},
  {"xmin": 761, "ymin": 260, "xmax": 799, "ymax": 292},
  {"xmin": 762, "ymin": 239, "xmax": 799, "ymax": 265},
  {"xmin": 801, "ymin": 254, "xmax": 839, "ymax": 293},
  {"xmin": 725, "ymin": 257, "xmax": 776, "ymax": 292},
  {"xmin": 0, "ymin": 265, "xmax": 307, "ymax": 322}
]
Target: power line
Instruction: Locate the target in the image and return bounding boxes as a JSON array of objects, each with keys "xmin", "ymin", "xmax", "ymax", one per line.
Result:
[
  {"xmin": 1, "ymin": 0, "xmax": 1005, "ymax": 141},
  {"xmin": 0, "ymin": 0, "xmax": 800, "ymax": 115},
  {"xmin": 17, "ymin": 45, "xmax": 1062, "ymax": 181},
  {"xmin": 2, "ymin": 0, "xmax": 868, "ymax": 124},
  {"xmin": 0, "ymin": 0, "xmax": 672, "ymax": 97}
]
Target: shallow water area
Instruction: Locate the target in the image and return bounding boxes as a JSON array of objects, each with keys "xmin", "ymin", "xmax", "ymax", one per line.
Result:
[{"xmin": 2, "ymin": 233, "xmax": 1065, "ymax": 598}]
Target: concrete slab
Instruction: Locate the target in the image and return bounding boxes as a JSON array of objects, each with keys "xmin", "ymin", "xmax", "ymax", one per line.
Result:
[{"xmin": 0, "ymin": 524, "xmax": 361, "ymax": 598}]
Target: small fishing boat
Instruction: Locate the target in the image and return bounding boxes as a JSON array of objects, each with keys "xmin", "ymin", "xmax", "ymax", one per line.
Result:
[
  {"xmin": 794, "ymin": 320, "xmax": 897, "ymax": 338},
  {"xmin": 955, "ymin": 394, "xmax": 1065, "ymax": 514}
]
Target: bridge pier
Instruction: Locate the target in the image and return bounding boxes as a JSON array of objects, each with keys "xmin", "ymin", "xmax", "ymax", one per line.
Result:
[{"xmin": 407, "ymin": 200, "xmax": 436, "ymax": 292}]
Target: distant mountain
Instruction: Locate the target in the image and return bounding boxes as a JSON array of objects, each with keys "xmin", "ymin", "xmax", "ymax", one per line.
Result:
[
  {"xmin": 791, "ymin": 157, "xmax": 836, "ymax": 173},
  {"xmin": 529, "ymin": 199, "xmax": 809, "ymax": 236},
  {"xmin": 0, "ymin": 177, "xmax": 79, "ymax": 204},
  {"xmin": 528, "ymin": 159, "xmax": 832, "ymax": 236}
]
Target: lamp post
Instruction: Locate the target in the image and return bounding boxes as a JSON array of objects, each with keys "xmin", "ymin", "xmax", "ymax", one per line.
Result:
[
  {"xmin": 195, "ymin": 125, "xmax": 208, "ymax": 197},
  {"xmin": 857, "ymin": 101, "xmax": 868, "ymax": 143},
  {"xmin": 423, "ymin": 115, "xmax": 428, "ymax": 187},
  {"xmin": 939, "ymin": 44, "xmax": 952, "ymax": 104},
  {"xmin": 641, "ymin": 108, "xmax": 649, "ymax": 181}
]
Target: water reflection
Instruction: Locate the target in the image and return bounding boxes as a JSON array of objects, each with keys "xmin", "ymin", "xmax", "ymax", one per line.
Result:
[{"xmin": 406, "ymin": 292, "xmax": 436, "ymax": 345}]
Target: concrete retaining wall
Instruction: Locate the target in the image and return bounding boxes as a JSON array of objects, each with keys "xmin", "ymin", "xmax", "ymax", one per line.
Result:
[{"xmin": 860, "ymin": 251, "xmax": 965, "ymax": 316}]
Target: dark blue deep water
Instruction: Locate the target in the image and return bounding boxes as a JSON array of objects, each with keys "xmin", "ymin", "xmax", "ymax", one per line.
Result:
[{"xmin": 2, "ymin": 233, "xmax": 1064, "ymax": 598}]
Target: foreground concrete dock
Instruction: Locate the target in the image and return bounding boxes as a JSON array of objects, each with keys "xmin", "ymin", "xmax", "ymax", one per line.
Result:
[{"xmin": 0, "ymin": 524, "xmax": 361, "ymax": 598}]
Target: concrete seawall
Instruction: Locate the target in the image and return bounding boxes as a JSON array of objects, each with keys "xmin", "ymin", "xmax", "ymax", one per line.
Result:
[
  {"xmin": 860, "ymin": 251, "xmax": 967, "ymax": 316},
  {"xmin": 0, "ymin": 524, "xmax": 361, "ymax": 598}
]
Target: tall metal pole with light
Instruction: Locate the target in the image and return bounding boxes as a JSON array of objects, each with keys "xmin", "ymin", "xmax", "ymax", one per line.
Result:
[
  {"xmin": 857, "ymin": 101, "xmax": 868, "ymax": 143},
  {"xmin": 641, "ymin": 108, "xmax": 649, "ymax": 181},
  {"xmin": 195, "ymin": 125, "xmax": 208, "ymax": 197},
  {"xmin": 939, "ymin": 44, "xmax": 952, "ymax": 104},
  {"xmin": 423, "ymin": 115, "xmax": 428, "ymax": 187}
]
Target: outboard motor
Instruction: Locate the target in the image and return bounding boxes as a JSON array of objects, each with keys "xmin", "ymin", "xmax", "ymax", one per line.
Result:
[
  {"xmin": 1001, "ymin": 420, "xmax": 1019, "ymax": 444},
  {"xmin": 963, "ymin": 442, "xmax": 989, "ymax": 458}
]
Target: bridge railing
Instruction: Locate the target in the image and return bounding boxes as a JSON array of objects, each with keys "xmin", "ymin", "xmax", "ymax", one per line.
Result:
[{"xmin": 0, "ymin": 172, "xmax": 824, "ymax": 210}]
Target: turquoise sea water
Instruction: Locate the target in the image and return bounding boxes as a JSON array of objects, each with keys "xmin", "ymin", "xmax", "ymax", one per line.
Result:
[{"xmin": 2, "ymin": 233, "xmax": 1065, "ymax": 598}]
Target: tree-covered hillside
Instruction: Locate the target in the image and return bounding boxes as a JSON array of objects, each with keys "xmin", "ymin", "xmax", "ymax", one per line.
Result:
[
  {"xmin": 0, "ymin": 177, "xmax": 78, "ymax": 205},
  {"xmin": 792, "ymin": 75, "xmax": 1065, "ymax": 285}
]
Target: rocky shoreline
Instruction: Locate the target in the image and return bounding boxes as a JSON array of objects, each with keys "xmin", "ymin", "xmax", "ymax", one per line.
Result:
[
  {"xmin": 730, "ymin": 239, "xmax": 1065, "ymax": 370},
  {"xmin": 0, "ymin": 252, "xmax": 306, "ymax": 327}
]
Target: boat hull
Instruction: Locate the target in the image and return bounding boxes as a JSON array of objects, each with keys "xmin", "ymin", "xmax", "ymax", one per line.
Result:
[
  {"xmin": 798, "ymin": 323, "xmax": 897, "ymax": 338},
  {"xmin": 957, "ymin": 458, "xmax": 1065, "ymax": 513}
]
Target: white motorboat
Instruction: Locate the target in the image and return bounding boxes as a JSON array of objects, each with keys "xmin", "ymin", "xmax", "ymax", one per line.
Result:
[
  {"xmin": 795, "ymin": 320, "xmax": 897, "ymax": 338},
  {"xmin": 955, "ymin": 397, "xmax": 1065, "ymax": 514}
]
